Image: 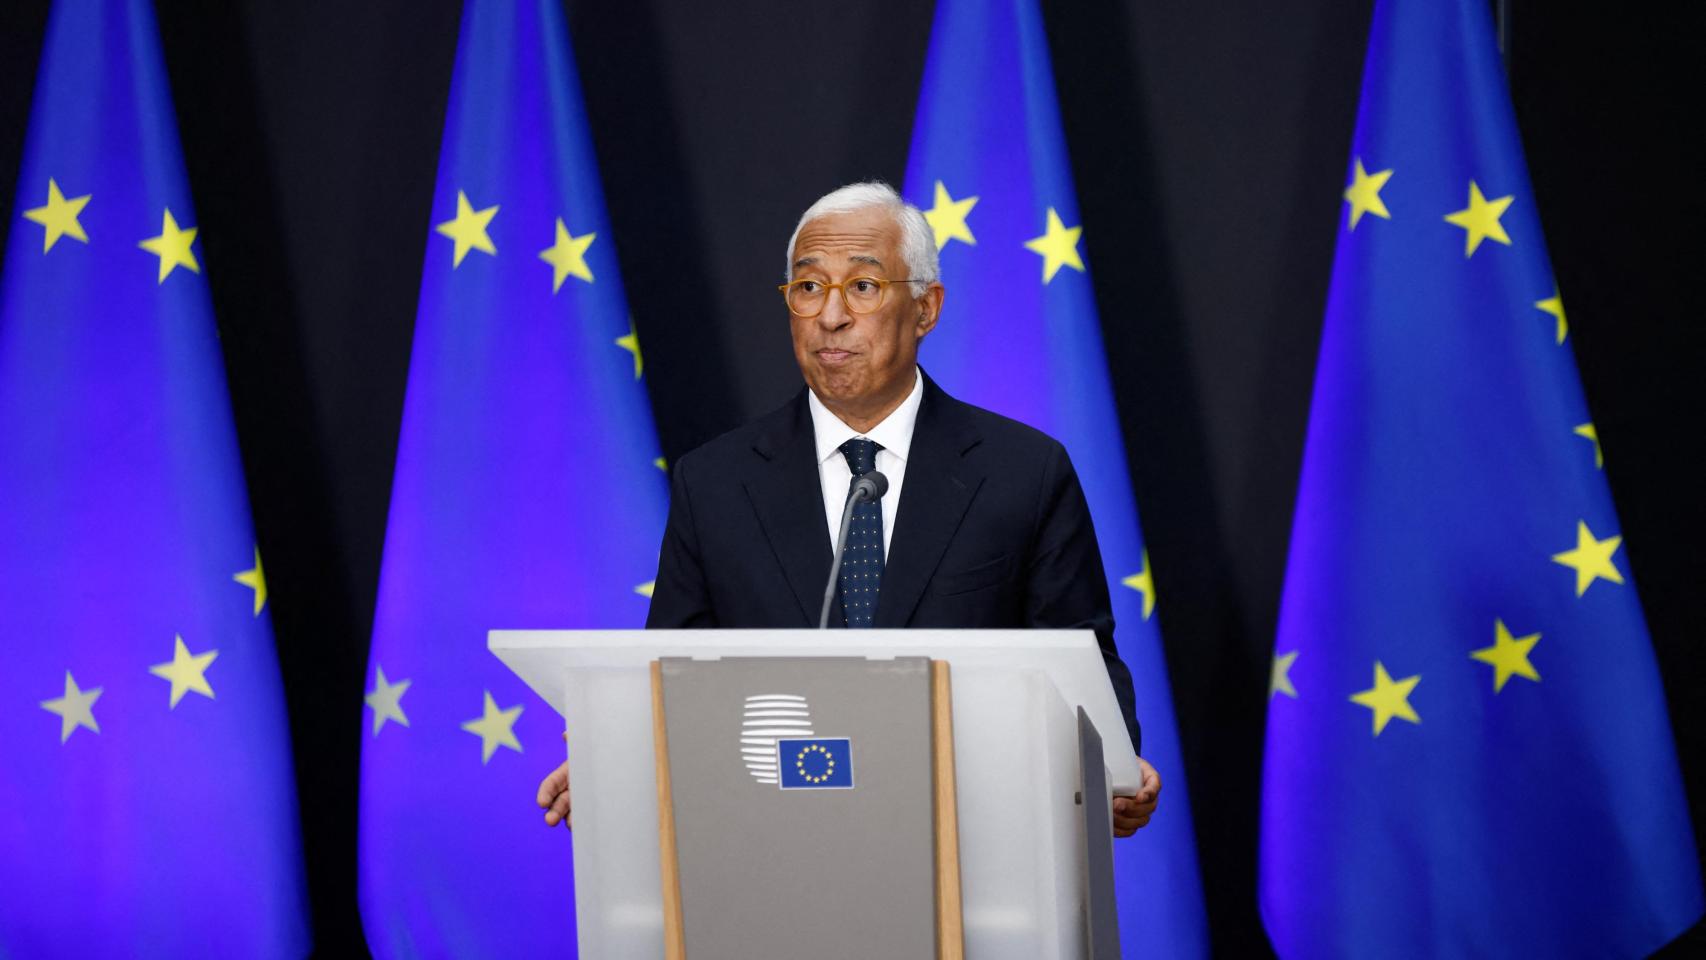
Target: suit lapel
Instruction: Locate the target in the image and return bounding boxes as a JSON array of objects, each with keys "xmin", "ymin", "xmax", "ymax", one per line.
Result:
[
  {"xmin": 876, "ymin": 375, "xmax": 984, "ymax": 627},
  {"xmin": 743, "ymin": 391, "xmax": 832, "ymax": 626}
]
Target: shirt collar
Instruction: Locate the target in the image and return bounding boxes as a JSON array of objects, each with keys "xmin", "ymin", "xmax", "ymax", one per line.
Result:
[{"xmin": 807, "ymin": 366, "xmax": 923, "ymax": 466}]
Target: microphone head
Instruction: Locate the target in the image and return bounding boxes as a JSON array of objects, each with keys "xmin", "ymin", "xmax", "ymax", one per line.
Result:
[{"xmin": 856, "ymin": 470, "xmax": 890, "ymax": 502}]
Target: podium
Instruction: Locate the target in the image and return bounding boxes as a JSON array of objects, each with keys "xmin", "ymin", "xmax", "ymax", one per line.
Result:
[{"xmin": 491, "ymin": 628, "xmax": 1137, "ymax": 959}]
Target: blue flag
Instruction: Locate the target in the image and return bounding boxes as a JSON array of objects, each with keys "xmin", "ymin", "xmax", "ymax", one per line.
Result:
[
  {"xmin": 1259, "ymin": 0, "xmax": 1704, "ymax": 955},
  {"xmin": 0, "ymin": 0, "xmax": 310, "ymax": 954},
  {"xmin": 777, "ymin": 738, "xmax": 855, "ymax": 790},
  {"xmin": 902, "ymin": 0, "xmax": 1208, "ymax": 954},
  {"xmin": 356, "ymin": 0, "xmax": 667, "ymax": 955}
]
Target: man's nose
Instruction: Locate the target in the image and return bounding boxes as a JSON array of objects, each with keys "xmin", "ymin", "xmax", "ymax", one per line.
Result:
[{"xmin": 816, "ymin": 291, "xmax": 854, "ymax": 330}]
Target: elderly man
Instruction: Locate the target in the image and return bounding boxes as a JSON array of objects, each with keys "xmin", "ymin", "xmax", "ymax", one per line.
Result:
[{"xmin": 538, "ymin": 181, "xmax": 1161, "ymax": 835}]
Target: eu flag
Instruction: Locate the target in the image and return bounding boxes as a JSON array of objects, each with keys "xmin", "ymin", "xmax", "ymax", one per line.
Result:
[
  {"xmin": 356, "ymin": 0, "xmax": 667, "ymax": 955},
  {"xmin": 0, "ymin": 0, "xmax": 310, "ymax": 954},
  {"xmin": 777, "ymin": 738, "xmax": 856, "ymax": 790},
  {"xmin": 902, "ymin": 0, "xmax": 1208, "ymax": 954},
  {"xmin": 1259, "ymin": 0, "xmax": 1704, "ymax": 955}
]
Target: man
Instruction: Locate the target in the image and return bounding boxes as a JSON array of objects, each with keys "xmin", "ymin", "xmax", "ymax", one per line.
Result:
[{"xmin": 538, "ymin": 181, "xmax": 1161, "ymax": 835}]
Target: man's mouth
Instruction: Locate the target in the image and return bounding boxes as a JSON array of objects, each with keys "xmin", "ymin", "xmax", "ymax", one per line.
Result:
[{"xmin": 816, "ymin": 348, "xmax": 856, "ymax": 363}]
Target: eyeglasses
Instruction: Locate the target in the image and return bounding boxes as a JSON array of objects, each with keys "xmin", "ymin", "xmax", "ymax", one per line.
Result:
[{"xmin": 777, "ymin": 277, "xmax": 924, "ymax": 318}]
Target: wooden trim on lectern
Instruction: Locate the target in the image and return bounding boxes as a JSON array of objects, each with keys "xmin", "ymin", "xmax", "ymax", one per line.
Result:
[
  {"xmin": 932, "ymin": 659, "xmax": 965, "ymax": 960},
  {"xmin": 652, "ymin": 660, "xmax": 687, "ymax": 960}
]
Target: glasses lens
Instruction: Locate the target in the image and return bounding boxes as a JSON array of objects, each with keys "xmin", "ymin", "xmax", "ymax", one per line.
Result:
[
  {"xmin": 787, "ymin": 280, "xmax": 826, "ymax": 316},
  {"xmin": 844, "ymin": 277, "xmax": 885, "ymax": 312}
]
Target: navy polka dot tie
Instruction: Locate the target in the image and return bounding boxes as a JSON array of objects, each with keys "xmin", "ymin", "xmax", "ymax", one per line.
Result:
[{"xmin": 838, "ymin": 437, "xmax": 884, "ymax": 628}]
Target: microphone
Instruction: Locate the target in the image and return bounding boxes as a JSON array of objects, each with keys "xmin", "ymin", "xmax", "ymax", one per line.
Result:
[{"xmin": 819, "ymin": 470, "xmax": 889, "ymax": 629}]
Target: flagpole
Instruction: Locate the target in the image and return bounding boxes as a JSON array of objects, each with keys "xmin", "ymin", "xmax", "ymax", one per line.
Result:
[{"xmin": 1495, "ymin": 0, "xmax": 1511, "ymax": 72}]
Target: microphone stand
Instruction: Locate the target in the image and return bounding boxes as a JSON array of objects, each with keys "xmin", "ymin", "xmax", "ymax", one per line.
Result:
[{"xmin": 819, "ymin": 471, "xmax": 887, "ymax": 629}]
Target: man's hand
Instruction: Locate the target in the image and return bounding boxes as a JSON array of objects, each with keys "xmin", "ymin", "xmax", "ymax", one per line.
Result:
[
  {"xmin": 1111, "ymin": 756, "xmax": 1160, "ymax": 838},
  {"xmin": 537, "ymin": 759, "xmax": 571, "ymax": 829}
]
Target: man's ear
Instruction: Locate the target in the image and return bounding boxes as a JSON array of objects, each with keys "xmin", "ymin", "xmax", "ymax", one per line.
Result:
[{"xmin": 915, "ymin": 283, "xmax": 944, "ymax": 337}]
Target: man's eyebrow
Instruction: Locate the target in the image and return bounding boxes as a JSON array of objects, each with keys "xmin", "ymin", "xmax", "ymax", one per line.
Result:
[{"xmin": 791, "ymin": 253, "xmax": 884, "ymax": 271}]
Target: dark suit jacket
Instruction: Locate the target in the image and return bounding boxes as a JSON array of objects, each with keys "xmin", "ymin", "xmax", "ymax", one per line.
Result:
[{"xmin": 646, "ymin": 371, "xmax": 1141, "ymax": 751}]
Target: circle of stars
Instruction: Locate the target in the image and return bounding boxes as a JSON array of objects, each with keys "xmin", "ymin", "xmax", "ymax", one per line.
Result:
[{"xmin": 795, "ymin": 743, "xmax": 837, "ymax": 784}]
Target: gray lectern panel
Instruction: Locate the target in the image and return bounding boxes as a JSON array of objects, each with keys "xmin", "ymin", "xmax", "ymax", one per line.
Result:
[
  {"xmin": 660, "ymin": 657, "xmax": 936, "ymax": 960},
  {"xmin": 1078, "ymin": 707, "xmax": 1122, "ymax": 958}
]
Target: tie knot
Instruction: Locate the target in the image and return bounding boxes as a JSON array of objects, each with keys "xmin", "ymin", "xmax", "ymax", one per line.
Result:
[{"xmin": 839, "ymin": 437, "xmax": 881, "ymax": 476}]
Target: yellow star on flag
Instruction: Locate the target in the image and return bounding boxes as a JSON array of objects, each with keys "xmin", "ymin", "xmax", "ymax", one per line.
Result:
[
  {"xmin": 1349, "ymin": 661, "xmax": 1420, "ymax": 736},
  {"xmin": 436, "ymin": 190, "xmax": 498, "ymax": 267},
  {"xmin": 1551, "ymin": 520, "xmax": 1624, "ymax": 597},
  {"xmin": 1024, "ymin": 207, "xmax": 1084, "ymax": 283},
  {"xmin": 234, "ymin": 547, "xmax": 267, "ymax": 615},
  {"xmin": 635, "ymin": 581, "xmax": 656, "ymax": 598},
  {"xmin": 1120, "ymin": 550, "xmax": 1156, "ymax": 620},
  {"xmin": 1270, "ymin": 650, "xmax": 1299, "ymax": 700},
  {"xmin": 539, "ymin": 218, "xmax": 595, "ymax": 291},
  {"xmin": 1535, "ymin": 289, "xmax": 1567, "ymax": 344},
  {"xmin": 41, "ymin": 671, "xmax": 102, "ymax": 743},
  {"xmin": 1574, "ymin": 423, "xmax": 1602, "ymax": 468},
  {"xmin": 923, "ymin": 181, "xmax": 978, "ymax": 250},
  {"xmin": 1342, "ymin": 158, "xmax": 1392, "ymax": 230},
  {"xmin": 462, "ymin": 690, "xmax": 524, "ymax": 763},
  {"xmin": 653, "ymin": 456, "xmax": 668, "ymax": 472},
  {"xmin": 615, "ymin": 319, "xmax": 642, "ymax": 378},
  {"xmin": 138, "ymin": 208, "xmax": 200, "ymax": 283},
  {"xmin": 23, "ymin": 178, "xmax": 91, "ymax": 252},
  {"xmin": 1443, "ymin": 180, "xmax": 1513, "ymax": 257},
  {"xmin": 149, "ymin": 634, "xmax": 219, "ymax": 708},
  {"xmin": 1276, "ymin": 654, "xmax": 1296, "ymax": 699},
  {"xmin": 365, "ymin": 666, "xmax": 412, "ymax": 736},
  {"xmin": 1470, "ymin": 619, "xmax": 1541, "ymax": 693}
]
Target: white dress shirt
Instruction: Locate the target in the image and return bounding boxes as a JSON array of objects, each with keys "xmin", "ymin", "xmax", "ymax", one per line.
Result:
[{"xmin": 806, "ymin": 367, "xmax": 923, "ymax": 559}]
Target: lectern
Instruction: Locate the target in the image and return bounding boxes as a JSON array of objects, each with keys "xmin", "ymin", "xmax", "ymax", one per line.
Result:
[{"xmin": 491, "ymin": 628, "xmax": 1136, "ymax": 960}]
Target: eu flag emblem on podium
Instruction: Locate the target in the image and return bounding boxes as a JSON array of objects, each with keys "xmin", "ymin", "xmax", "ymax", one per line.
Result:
[
  {"xmin": 778, "ymin": 738, "xmax": 855, "ymax": 789},
  {"xmin": 1259, "ymin": 0, "xmax": 1704, "ymax": 956}
]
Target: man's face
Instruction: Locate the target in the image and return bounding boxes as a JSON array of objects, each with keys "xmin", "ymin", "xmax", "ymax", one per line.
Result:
[{"xmin": 787, "ymin": 207, "xmax": 941, "ymax": 422}]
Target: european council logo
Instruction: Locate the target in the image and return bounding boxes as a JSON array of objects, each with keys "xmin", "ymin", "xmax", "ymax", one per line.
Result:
[{"xmin": 776, "ymin": 738, "xmax": 854, "ymax": 790}]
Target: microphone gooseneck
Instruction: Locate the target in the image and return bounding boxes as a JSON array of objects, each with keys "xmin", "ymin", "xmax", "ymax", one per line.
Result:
[{"xmin": 819, "ymin": 469, "xmax": 889, "ymax": 629}]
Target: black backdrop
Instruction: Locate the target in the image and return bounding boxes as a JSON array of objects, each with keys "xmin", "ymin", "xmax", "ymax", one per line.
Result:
[{"xmin": 2, "ymin": 1, "xmax": 1701, "ymax": 955}]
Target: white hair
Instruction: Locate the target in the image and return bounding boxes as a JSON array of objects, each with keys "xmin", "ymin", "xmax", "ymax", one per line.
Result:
[{"xmin": 784, "ymin": 181, "xmax": 939, "ymax": 297}]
